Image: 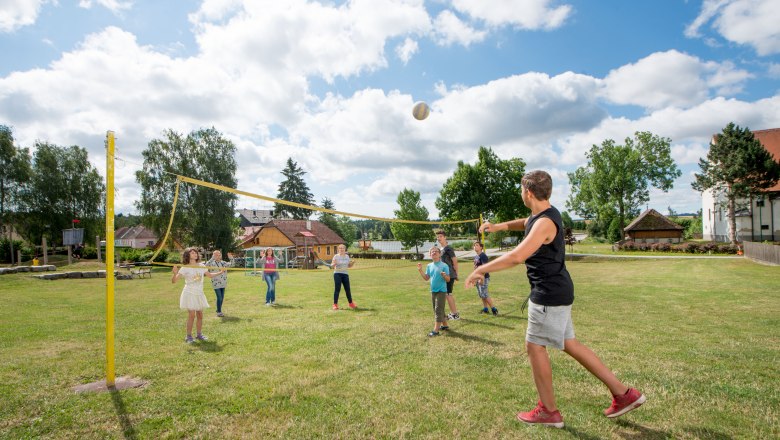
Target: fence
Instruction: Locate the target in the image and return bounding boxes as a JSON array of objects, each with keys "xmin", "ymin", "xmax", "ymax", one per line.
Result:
[{"xmin": 743, "ymin": 241, "xmax": 780, "ymax": 265}]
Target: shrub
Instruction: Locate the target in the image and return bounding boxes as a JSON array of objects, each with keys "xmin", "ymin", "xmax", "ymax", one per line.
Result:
[
  {"xmin": 684, "ymin": 242, "xmax": 700, "ymax": 253},
  {"xmin": 82, "ymin": 246, "xmax": 98, "ymax": 259},
  {"xmin": 166, "ymin": 252, "xmax": 182, "ymax": 264}
]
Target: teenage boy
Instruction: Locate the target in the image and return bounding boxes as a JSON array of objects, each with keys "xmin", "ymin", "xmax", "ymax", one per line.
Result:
[
  {"xmin": 465, "ymin": 170, "xmax": 645, "ymax": 428},
  {"xmin": 436, "ymin": 230, "xmax": 460, "ymax": 320}
]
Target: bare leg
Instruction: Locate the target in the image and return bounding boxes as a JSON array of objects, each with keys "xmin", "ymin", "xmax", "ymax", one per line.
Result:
[
  {"xmin": 527, "ymin": 341, "xmax": 557, "ymax": 411},
  {"xmin": 186, "ymin": 310, "xmax": 195, "ymax": 336},
  {"xmin": 196, "ymin": 311, "xmax": 203, "ymax": 335},
  {"xmin": 563, "ymin": 338, "xmax": 628, "ymax": 396},
  {"xmin": 446, "ymin": 295, "xmax": 458, "ymax": 313},
  {"xmin": 486, "ymin": 298, "xmax": 495, "ymax": 308}
]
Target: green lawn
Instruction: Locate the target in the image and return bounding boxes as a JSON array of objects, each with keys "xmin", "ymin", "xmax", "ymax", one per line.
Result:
[{"xmin": 1, "ymin": 258, "xmax": 778, "ymax": 439}]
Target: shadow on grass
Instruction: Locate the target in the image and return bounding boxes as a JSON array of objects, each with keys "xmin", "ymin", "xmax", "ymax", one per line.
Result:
[
  {"xmin": 352, "ymin": 307, "xmax": 377, "ymax": 313},
  {"xmin": 457, "ymin": 317, "xmax": 515, "ymax": 330},
  {"xmin": 109, "ymin": 389, "xmax": 137, "ymax": 440},
  {"xmin": 268, "ymin": 303, "xmax": 302, "ymax": 309},
  {"xmin": 217, "ymin": 316, "xmax": 242, "ymax": 324},
  {"xmin": 614, "ymin": 419, "xmax": 671, "ymax": 439},
  {"xmin": 442, "ymin": 329, "xmax": 504, "ymax": 346},
  {"xmin": 562, "ymin": 425, "xmax": 604, "ymax": 440},
  {"xmin": 190, "ymin": 340, "xmax": 225, "ymax": 353}
]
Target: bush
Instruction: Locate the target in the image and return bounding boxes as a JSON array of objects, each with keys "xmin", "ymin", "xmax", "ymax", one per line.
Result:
[
  {"xmin": 166, "ymin": 252, "xmax": 182, "ymax": 264},
  {"xmin": 81, "ymin": 246, "xmax": 98, "ymax": 259},
  {"xmin": 449, "ymin": 240, "xmax": 474, "ymax": 251},
  {"xmin": 684, "ymin": 242, "xmax": 700, "ymax": 253}
]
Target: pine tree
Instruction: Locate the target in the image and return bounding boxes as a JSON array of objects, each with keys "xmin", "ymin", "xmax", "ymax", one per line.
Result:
[{"xmin": 274, "ymin": 158, "xmax": 315, "ymax": 219}]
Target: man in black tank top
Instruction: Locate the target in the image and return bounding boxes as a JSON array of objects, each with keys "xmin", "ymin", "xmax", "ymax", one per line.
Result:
[{"xmin": 464, "ymin": 170, "xmax": 645, "ymax": 428}]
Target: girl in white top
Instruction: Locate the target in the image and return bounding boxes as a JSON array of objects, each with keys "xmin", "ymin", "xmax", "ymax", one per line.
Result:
[
  {"xmin": 330, "ymin": 244, "xmax": 356, "ymax": 310},
  {"xmin": 172, "ymin": 247, "xmax": 226, "ymax": 344}
]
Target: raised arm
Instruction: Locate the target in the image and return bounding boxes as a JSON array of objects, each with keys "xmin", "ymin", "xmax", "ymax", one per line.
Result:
[
  {"xmin": 479, "ymin": 218, "xmax": 528, "ymax": 233},
  {"xmin": 417, "ymin": 262, "xmax": 430, "ymax": 281},
  {"xmin": 171, "ymin": 266, "xmax": 182, "ymax": 284}
]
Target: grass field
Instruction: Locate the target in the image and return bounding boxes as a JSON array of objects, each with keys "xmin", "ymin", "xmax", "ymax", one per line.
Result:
[{"xmin": 1, "ymin": 258, "xmax": 778, "ymax": 439}]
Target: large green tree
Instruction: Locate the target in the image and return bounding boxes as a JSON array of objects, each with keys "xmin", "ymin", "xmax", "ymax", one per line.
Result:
[
  {"xmin": 136, "ymin": 128, "xmax": 238, "ymax": 252},
  {"xmin": 436, "ymin": 146, "xmax": 528, "ymax": 232},
  {"xmin": 391, "ymin": 188, "xmax": 430, "ymax": 254},
  {"xmin": 567, "ymin": 131, "xmax": 681, "ymax": 241},
  {"xmin": 20, "ymin": 142, "xmax": 105, "ymax": 245},
  {"xmin": 692, "ymin": 123, "xmax": 780, "ymax": 243},
  {"xmin": 0, "ymin": 125, "xmax": 32, "ymax": 262},
  {"xmin": 275, "ymin": 158, "xmax": 314, "ymax": 219},
  {"xmin": 318, "ymin": 197, "xmax": 340, "ymax": 234}
]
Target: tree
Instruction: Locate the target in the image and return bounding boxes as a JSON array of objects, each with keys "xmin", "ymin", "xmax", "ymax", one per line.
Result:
[
  {"xmin": 20, "ymin": 142, "xmax": 105, "ymax": 245},
  {"xmin": 336, "ymin": 216, "xmax": 358, "ymax": 249},
  {"xmin": 275, "ymin": 158, "xmax": 314, "ymax": 219},
  {"xmin": 391, "ymin": 189, "xmax": 431, "ymax": 254},
  {"xmin": 567, "ymin": 131, "xmax": 681, "ymax": 241},
  {"xmin": 692, "ymin": 123, "xmax": 780, "ymax": 243},
  {"xmin": 318, "ymin": 197, "xmax": 340, "ymax": 234},
  {"xmin": 0, "ymin": 125, "xmax": 31, "ymax": 261},
  {"xmin": 136, "ymin": 128, "xmax": 238, "ymax": 252},
  {"xmin": 436, "ymin": 146, "xmax": 528, "ymax": 227},
  {"xmin": 561, "ymin": 211, "xmax": 574, "ymax": 229}
]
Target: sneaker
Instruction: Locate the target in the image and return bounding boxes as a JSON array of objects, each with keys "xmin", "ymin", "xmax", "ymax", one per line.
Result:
[
  {"xmin": 516, "ymin": 401, "xmax": 564, "ymax": 428},
  {"xmin": 271, "ymin": 301, "xmax": 276, "ymax": 306},
  {"xmin": 216, "ymin": 312, "xmax": 225, "ymax": 317},
  {"xmin": 196, "ymin": 334, "xmax": 208, "ymax": 341},
  {"xmin": 604, "ymin": 388, "xmax": 645, "ymax": 418},
  {"xmin": 451, "ymin": 312, "xmax": 460, "ymax": 320},
  {"xmin": 184, "ymin": 336, "xmax": 194, "ymax": 344},
  {"xmin": 265, "ymin": 302, "xmax": 271, "ymax": 307},
  {"xmin": 439, "ymin": 325, "xmax": 449, "ymax": 331},
  {"xmin": 427, "ymin": 331, "xmax": 440, "ymax": 337},
  {"xmin": 348, "ymin": 302, "xmax": 357, "ymax": 309},
  {"xmin": 480, "ymin": 308, "xmax": 489, "ymax": 314},
  {"xmin": 332, "ymin": 304, "xmax": 339, "ymax": 310},
  {"xmin": 492, "ymin": 307, "xmax": 498, "ymax": 316}
]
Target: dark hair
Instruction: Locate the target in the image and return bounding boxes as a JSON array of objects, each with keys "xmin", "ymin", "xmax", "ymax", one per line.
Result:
[
  {"xmin": 182, "ymin": 247, "xmax": 199, "ymax": 265},
  {"xmin": 473, "ymin": 241, "xmax": 483, "ymax": 249},
  {"xmin": 435, "ymin": 230, "xmax": 446, "ymax": 237},
  {"xmin": 521, "ymin": 170, "xmax": 553, "ymax": 201}
]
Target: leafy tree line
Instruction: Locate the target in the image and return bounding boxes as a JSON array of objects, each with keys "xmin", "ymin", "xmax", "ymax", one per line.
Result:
[{"xmin": 1, "ymin": 125, "xmax": 105, "ymax": 262}]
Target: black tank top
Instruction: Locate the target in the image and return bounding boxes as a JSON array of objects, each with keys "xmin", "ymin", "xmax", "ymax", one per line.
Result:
[{"xmin": 524, "ymin": 206, "xmax": 574, "ymax": 306}]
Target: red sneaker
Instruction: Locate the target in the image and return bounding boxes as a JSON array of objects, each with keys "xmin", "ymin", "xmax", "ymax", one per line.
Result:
[
  {"xmin": 332, "ymin": 304, "xmax": 339, "ymax": 310},
  {"xmin": 604, "ymin": 388, "xmax": 646, "ymax": 418},
  {"xmin": 348, "ymin": 302, "xmax": 357, "ymax": 309},
  {"xmin": 516, "ymin": 401, "xmax": 564, "ymax": 428}
]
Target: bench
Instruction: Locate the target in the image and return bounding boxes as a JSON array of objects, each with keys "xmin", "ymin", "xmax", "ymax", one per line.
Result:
[
  {"xmin": 130, "ymin": 267, "xmax": 152, "ymax": 278},
  {"xmin": 499, "ymin": 236, "xmax": 519, "ymax": 251}
]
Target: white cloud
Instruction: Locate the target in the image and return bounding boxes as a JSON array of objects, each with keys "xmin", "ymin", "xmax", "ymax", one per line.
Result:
[
  {"xmin": 602, "ymin": 50, "xmax": 751, "ymax": 110},
  {"xmin": 190, "ymin": 0, "xmax": 431, "ymax": 83},
  {"xmin": 432, "ymin": 10, "xmax": 486, "ymax": 47},
  {"xmin": 769, "ymin": 63, "xmax": 780, "ymax": 78},
  {"xmin": 78, "ymin": 0, "xmax": 132, "ymax": 13},
  {"xmin": 451, "ymin": 0, "xmax": 572, "ymax": 30},
  {"xmin": 0, "ymin": 0, "xmax": 49, "ymax": 32},
  {"xmin": 686, "ymin": 0, "xmax": 780, "ymax": 56},
  {"xmin": 395, "ymin": 37, "xmax": 418, "ymax": 64}
]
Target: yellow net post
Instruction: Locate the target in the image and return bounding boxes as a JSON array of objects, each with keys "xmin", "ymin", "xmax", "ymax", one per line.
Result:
[
  {"xmin": 105, "ymin": 131, "xmax": 116, "ymax": 387},
  {"xmin": 480, "ymin": 214, "xmax": 484, "ymax": 244}
]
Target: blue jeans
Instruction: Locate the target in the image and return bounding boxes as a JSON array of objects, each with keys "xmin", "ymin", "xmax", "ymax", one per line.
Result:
[
  {"xmin": 264, "ymin": 274, "xmax": 276, "ymax": 303},
  {"xmin": 213, "ymin": 288, "xmax": 225, "ymax": 313}
]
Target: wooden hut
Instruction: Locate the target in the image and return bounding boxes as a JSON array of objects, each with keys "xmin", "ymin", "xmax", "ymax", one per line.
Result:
[{"xmin": 623, "ymin": 209, "xmax": 684, "ymax": 243}]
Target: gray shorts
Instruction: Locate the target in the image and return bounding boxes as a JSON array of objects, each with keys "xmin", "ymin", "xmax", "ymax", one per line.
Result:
[
  {"xmin": 476, "ymin": 277, "xmax": 490, "ymax": 299},
  {"xmin": 525, "ymin": 299, "xmax": 575, "ymax": 350}
]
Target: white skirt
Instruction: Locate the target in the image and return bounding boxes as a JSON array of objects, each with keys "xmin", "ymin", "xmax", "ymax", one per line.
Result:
[{"xmin": 180, "ymin": 288, "xmax": 210, "ymax": 311}]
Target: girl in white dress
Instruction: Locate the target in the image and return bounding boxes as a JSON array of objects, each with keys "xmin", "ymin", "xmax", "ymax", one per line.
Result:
[{"xmin": 172, "ymin": 248, "xmax": 226, "ymax": 343}]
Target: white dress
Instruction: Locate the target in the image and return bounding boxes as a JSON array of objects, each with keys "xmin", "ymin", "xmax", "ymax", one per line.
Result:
[{"xmin": 178, "ymin": 265, "xmax": 210, "ymax": 311}]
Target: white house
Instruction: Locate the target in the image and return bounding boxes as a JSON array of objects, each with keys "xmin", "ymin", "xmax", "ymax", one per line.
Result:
[
  {"xmin": 702, "ymin": 128, "xmax": 780, "ymax": 242},
  {"xmin": 115, "ymin": 225, "xmax": 159, "ymax": 248}
]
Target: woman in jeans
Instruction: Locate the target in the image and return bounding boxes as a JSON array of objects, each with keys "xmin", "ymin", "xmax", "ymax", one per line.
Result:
[
  {"xmin": 262, "ymin": 247, "xmax": 280, "ymax": 306},
  {"xmin": 330, "ymin": 244, "xmax": 356, "ymax": 310}
]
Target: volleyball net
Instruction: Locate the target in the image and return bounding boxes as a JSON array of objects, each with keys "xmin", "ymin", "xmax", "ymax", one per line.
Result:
[{"xmin": 146, "ymin": 175, "xmax": 481, "ymax": 272}]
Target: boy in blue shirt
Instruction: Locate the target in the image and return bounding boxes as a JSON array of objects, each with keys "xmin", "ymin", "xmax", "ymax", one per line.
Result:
[{"xmin": 417, "ymin": 246, "xmax": 451, "ymax": 337}]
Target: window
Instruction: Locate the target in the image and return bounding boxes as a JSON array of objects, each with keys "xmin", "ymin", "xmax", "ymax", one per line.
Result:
[
  {"xmin": 326, "ymin": 246, "xmax": 330, "ymax": 255},
  {"xmin": 756, "ymin": 200, "xmax": 765, "ymax": 207},
  {"xmin": 761, "ymin": 225, "xmax": 769, "ymax": 230}
]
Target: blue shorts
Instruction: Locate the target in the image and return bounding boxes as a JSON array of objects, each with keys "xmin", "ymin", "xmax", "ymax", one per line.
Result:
[
  {"xmin": 525, "ymin": 300, "xmax": 575, "ymax": 350},
  {"xmin": 476, "ymin": 277, "xmax": 490, "ymax": 299}
]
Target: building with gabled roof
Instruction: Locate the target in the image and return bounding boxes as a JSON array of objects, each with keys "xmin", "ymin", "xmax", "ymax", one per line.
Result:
[
  {"xmin": 115, "ymin": 225, "xmax": 159, "ymax": 248},
  {"xmin": 623, "ymin": 209, "xmax": 684, "ymax": 243},
  {"xmin": 240, "ymin": 219, "xmax": 345, "ymax": 259},
  {"xmin": 702, "ymin": 127, "xmax": 780, "ymax": 242},
  {"xmin": 237, "ymin": 209, "xmax": 274, "ymax": 227}
]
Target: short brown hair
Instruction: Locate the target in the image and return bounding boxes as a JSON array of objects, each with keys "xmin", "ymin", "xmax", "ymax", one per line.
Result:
[
  {"xmin": 473, "ymin": 241, "xmax": 483, "ymax": 249},
  {"xmin": 435, "ymin": 230, "xmax": 446, "ymax": 237},
  {"xmin": 521, "ymin": 170, "xmax": 553, "ymax": 201}
]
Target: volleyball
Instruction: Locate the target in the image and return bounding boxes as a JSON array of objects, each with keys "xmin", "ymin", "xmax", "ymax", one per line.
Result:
[{"xmin": 412, "ymin": 101, "xmax": 430, "ymax": 120}]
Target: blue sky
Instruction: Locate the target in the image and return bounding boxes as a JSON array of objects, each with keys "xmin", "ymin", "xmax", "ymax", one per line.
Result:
[{"xmin": 2, "ymin": 0, "xmax": 779, "ymax": 219}]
